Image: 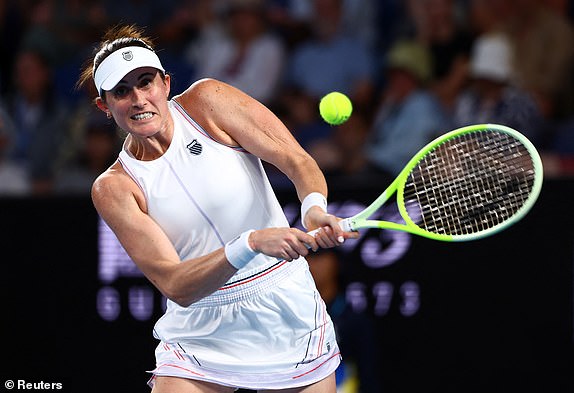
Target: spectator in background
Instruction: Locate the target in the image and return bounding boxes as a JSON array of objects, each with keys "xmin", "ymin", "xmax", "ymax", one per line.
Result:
[
  {"xmin": 54, "ymin": 109, "xmax": 121, "ymax": 195},
  {"xmin": 12, "ymin": 0, "xmax": 108, "ymax": 72},
  {"xmin": 152, "ymin": 0, "xmax": 200, "ymax": 54},
  {"xmin": 364, "ymin": 40, "xmax": 447, "ymax": 180},
  {"xmin": 187, "ymin": 0, "xmax": 286, "ymax": 105},
  {"xmin": 0, "ymin": 106, "xmax": 30, "ymax": 196},
  {"xmin": 283, "ymin": 0, "xmax": 376, "ymax": 112},
  {"xmin": 101, "ymin": 0, "xmax": 177, "ymax": 34},
  {"xmin": 47, "ymin": 0, "xmax": 110, "ymax": 101},
  {"xmin": 0, "ymin": 1, "xmax": 29, "ymax": 95},
  {"xmin": 149, "ymin": 0, "xmax": 210, "ymax": 94},
  {"xmin": 180, "ymin": 0, "xmax": 227, "ymax": 60},
  {"xmin": 0, "ymin": 46, "xmax": 69, "ymax": 195},
  {"xmin": 339, "ymin": 0, "xmax": 380, "ymax": 53},
  {"xmin": 502, "ymin": 0, "xmax": 574, "ymax": 120},
  {"xmin": 452, "ymin": 33, "xmax": 543, "ymax": 144},
  {"xmin": 468, "ymin": 0, "xmax": 513, "ymax": 36},
  {"xmin": 2, "ymin": 1, "xmax": 109, "ymax": 124},
  {"xmin": 264, "ymin": 0, "xmax": 315, "ymax": 51},
  {"xmin": 267, "ymin": 0, "xmax": 380, "ymax": 53},
  {"xmin": 404, "ymin": 0, "xmax": 474, "ymax": 111},
  {"xmin": 276, "ymin": 0, "xmax": 376, "ymax": 172}
]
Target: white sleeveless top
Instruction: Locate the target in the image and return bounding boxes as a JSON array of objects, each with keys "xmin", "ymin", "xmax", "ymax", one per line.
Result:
[
  {"xmin": 118, "ymin": 99, "xmax": 292, "ymax": 313},
  {"xmin": 119, "ymin": 99, "xmax": 289, "ymax": 266}
]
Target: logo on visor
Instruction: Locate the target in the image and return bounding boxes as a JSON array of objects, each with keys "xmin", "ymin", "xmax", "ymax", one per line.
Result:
[{"xmin": 122, "ymin": 51, "xmax": 134, "ymax": 61}]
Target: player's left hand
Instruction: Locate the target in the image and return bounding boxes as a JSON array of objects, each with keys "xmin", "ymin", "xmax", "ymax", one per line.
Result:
[{"xmin": 305, "ymin": 207, "xmax": 359, "ymax": 249}]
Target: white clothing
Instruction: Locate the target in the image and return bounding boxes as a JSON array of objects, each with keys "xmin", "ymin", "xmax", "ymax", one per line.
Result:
[
  {"xmin": 118, "ymin": 99, "xmax": 339, "ymax": 389},
  {"xmin": 148, "ymin": 258, "xmax": 340, "ymax": 390}
]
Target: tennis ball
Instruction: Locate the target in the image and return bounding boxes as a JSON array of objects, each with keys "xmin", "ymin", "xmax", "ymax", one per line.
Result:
[{"xmin": 319, "ymin": 92, "xmax": 353, "ymax": 125}]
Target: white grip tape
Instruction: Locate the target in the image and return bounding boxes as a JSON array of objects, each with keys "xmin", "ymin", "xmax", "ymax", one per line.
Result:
[
  {"xmin": 301, "ymin": 192, "xmax": 328, "ymax": 230},
  {"xmin": 224, "ymin": 229, "xmax": 258, "ymax": 270},
  {"xmin": 307, "ymin": 218, "xmax": 352, "ymax": 237},
  {"xmin": 338, "ymin": 218, "xmax": 353, "ymax": 232}
]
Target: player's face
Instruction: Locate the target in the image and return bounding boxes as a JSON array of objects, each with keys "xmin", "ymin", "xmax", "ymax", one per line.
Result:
[{"xmin": 103, "ymin": 67, "xmax": 171, "ymax": 137}]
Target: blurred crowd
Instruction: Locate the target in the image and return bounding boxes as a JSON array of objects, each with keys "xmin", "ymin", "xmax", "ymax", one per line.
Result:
[{"xmin": 1, "ymin": 0, "xmax": 573, "ymax": 196}]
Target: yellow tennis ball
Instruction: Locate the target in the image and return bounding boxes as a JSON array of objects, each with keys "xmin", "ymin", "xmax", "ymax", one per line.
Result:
[{"xmin": 319, "ymin": 92, "xmax": 353, "ymax": 125}]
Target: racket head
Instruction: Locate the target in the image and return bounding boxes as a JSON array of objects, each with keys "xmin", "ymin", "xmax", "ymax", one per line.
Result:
[{"xmin": 391, "ymin": 123, "xmax": 543, "ymax": 241}]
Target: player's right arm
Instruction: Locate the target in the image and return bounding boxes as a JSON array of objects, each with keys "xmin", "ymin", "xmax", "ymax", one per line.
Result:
[
  {"xmin": 91, "ymin": 162, "xmax": 236, "ymax": 307},
  {"xmin": 91, "ymin": 162, "xmax": 317, "ymax": 307}
]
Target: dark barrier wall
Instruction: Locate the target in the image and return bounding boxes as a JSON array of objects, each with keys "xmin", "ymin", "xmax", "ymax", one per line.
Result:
[{"xmin": 3, "ymin": 179, "xmax": 574, "ymax": 393}]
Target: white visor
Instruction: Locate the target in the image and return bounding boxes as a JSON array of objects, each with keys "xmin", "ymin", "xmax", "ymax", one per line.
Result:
[{"xmin": 93, "ymin": 46, "xmax": 165, "ymax": 94}]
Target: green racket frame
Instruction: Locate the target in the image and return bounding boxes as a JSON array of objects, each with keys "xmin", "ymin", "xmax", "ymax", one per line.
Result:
[{"xmin": 339, "ymin": 124, "xmax": 544, "ymax": 241}]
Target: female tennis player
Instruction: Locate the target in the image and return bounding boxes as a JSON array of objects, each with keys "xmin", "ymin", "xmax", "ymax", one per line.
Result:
[{"xmin": 77, "ymin": 24, "xmax": 358, "ymax": 393}]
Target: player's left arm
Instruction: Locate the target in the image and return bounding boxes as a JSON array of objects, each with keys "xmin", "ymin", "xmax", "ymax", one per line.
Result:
[{"xmin": 174, "ymin": 78, "xmax": 354, "ymax": 246}]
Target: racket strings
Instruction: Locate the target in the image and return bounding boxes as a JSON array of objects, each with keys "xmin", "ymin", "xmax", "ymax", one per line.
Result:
[{"xmin": 404, "ymin": 130, "xmax": 537, "ymax": 236}]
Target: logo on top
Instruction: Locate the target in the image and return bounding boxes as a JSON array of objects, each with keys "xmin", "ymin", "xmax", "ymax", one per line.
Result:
[
  {"xmin": 187, "ymin": 139, "xmax": 202, "ymax": 155},
  {"xmin": 122, "ymin": 51, "xmax": 133, "ymax": 61}
]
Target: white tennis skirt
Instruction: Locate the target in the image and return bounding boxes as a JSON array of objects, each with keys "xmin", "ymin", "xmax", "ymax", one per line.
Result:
[{"xmin": 147, "ymin": 257, "xmax": 341, "ymax": 390}]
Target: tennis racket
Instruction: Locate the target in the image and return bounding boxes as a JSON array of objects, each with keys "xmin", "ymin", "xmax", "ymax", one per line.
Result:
[{"xmin": 332, "ymin": 123, "xmax": 543, "ymax": 241}]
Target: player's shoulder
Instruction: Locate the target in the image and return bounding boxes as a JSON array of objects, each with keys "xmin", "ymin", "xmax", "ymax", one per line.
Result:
[
  {"xmin": 175, "ymin": 78, "xmax": 218, "ymax": 102},
  {"xmin": 174, "ymin": 78, "xmax": 234, "ymax": 109},
  {"xmin": 91, "ymin": 162, "xmax": 136, "ymax": 208}
]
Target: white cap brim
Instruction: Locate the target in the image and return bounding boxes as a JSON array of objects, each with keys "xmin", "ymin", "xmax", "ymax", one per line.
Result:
[{"xmin": 94, "ymin": 46, "xmax": 165, "ymax": 94}]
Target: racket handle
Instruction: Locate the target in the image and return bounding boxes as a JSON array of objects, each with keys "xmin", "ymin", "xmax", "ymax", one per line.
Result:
[
  {"xmin": 296, "ymin": 219, "xmax": 353, "ymax": 255},
  {"xmin": 306, "ymin": 218, "xmax": 353, "ymax": 237},
  {"xmin": 338, "ymin": 218, "xmax": 353, "ymax": 232}
]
